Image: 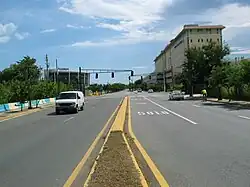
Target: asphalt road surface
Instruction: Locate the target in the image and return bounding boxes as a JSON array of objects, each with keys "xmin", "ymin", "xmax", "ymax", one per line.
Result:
[
  {"xmin": 130, "ymin": 92, "xmax": 250, "ymax": 187},
  {"xmin": 0, "ymin": 94, "xmax": 122, "ymax": 187}
]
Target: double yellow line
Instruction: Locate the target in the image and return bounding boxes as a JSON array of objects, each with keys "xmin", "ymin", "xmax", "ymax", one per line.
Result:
[{"xmin": 64, "ymin": 96, "xmax": 169, "ymax": 187}]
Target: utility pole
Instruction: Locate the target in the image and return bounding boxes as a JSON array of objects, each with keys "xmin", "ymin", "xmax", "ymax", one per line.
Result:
[
  {"xmin": 83, "ymin": 72, "xmax": 86, "ymax": 95},
  {"xmin": 45, "ymin": 54, "xmax": 49, "ymax": 80},
  {"xmin": 163, "ymin": 71, "xmax": 166, "ymax": 92},
  {"xmin": 56, "ymin": 59, "xmax": 59, "ymax": 94},
  {"xmin": 79, "ymin": 67, "xmax": 82, "ymax": 91}
]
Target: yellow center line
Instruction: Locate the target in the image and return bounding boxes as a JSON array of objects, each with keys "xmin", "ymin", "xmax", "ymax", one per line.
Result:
[
  {"xmin": 128, "ymin": 96, "xmax": 170, "ymax": 187},
  {"xmin": 111, "ymin": 96, "xmax": 128, "ymax": 132}
]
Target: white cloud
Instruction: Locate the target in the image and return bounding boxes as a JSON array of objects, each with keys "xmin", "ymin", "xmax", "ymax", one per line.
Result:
[
  {"xmin": 231, "ymin": 47, "xmax": 250, "ymax": 54},
  {"xmin": 66, "ymin": 24, "xmax": 91, "ymax": 29},
  {"xmin": 0, "ymin": 23, "xmax": 17, "ymax": 43},
  {"xmin": 70, "ymin": 30, "xmax": 172, "ymax": 47},
  {"xmin": 0, "ymin": 23, "xmax": 28, "ymax": 43},
  {"xmin": 132, "ymin": 66, "xmax": 148, "ymax": 69},
  {"xmin": 15, "ymin": 32, "xmax": 30, "ymax": 40},
  {"xmin": 0, "ymin": 36, "xmax": 10, "ymax": 43},
  {"xmin": 40, "ymin": 29, "xmax": 56, "ymax": 33},
  {"xmin": 60, "ymin": 1, "xmax": 250, "ymax": 47},
  {"xmin": 0, "ymin": 22, "xmax": 17, "ymax": 36},
  {"xmin": 59, "ymin": 0, "xmax": 173, "ymax": 45},
  {"xmin": 199, "ymin": 3, "xmax": 250, "ymax": 41}
]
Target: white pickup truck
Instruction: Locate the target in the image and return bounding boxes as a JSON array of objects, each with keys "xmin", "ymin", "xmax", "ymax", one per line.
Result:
[{"xmin": 169, "ymin": 90, "xmax": 185, "ymax": 100}]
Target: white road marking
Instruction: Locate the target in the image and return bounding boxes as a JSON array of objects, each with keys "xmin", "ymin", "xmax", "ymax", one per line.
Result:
[
  {"xmin": 238, "ymin": 115, "xmax": 250, "ymax": 120},
  {"xmin": 137, "ymin": 111, "xmax": 169, "ymax": 116},
  {"xmin": 161, "ymin": 111, "xmax": 169, "ymax": 115},
  {"xmin": 136, "ymin": 102, "xmax": 147, "ymax": 105},
  {"xmin": 64, "ymin": 117, "xmax": 74, "ymax": 123},
  {"xmin": 154, "ymin": 111, "xmax": 160, "ymax": 115},
  {"xmin": 193, "ymin": 105, "xmax": 201, "ymax": 108},
  {"xmin": 144, "ymin": 97, "xmax": 198, "ymax": 124},
  {"xmin": 138, "ymin": 112, "xmax": 146, "ymax": 116}
]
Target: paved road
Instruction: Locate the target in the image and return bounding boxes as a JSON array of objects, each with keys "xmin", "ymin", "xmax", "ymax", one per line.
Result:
[
  {"xmin": 0, "ymin": 95, "xmax": 122, "ymax": 187},
  {"xmin": 130, "ymin": 92, "xmax": 250, "ymax": 187}
]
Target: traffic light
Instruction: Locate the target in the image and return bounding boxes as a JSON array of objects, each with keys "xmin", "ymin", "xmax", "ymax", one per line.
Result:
[
  {"xmin": 95, "ymin": 73, "xmax": 98, "ymax": 79},
  {"xmin": 111, "ymin": 72, "xmax": 114, "ymax": 78},
  {"xmin": 131, "ymin": 70, "xmax": 134, "ymax": 76},
  {"xmin": 149, "ymin": 75, "xmax": 151, "ymax": 80},
  {"xmin": 128, "ymin": 76, "xmax": 131, "ymax": 80}
]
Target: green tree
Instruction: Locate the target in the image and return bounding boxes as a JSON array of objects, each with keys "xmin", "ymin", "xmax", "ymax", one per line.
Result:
[
  {"xmin": 0, "ymin": 83, "xmax": 11, "ymax": 105},
  {"xmin": 181, "ymin": 42, "xmax": 230, "ymax": 96},
  {"xmin": 1, "ymin": 56, "xmax": 42, "ymax": 108}
]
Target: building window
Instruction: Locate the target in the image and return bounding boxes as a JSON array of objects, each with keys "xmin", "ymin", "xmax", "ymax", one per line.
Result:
[
  {"xmin": 201, "ymin": 39, "xmax": 203, "ymax": 42},
  {"xmin": 190, "ymin": 29, "xmax": 192, "ymax": 33},
  {"xmin": 217, "ymin": 29, "xmax": 219, "ymax": 34},
  {"xmin": 190, "ymin": 39, "xmax": 192, "ymax": 43},
  {"xmin": 198, "ymin": 39, "xmax": 200, "ymax": 42},
  {"xmin": 207, "ymin": 38, "xmax": 209, "ymax": 42},
  {"xmin": 197, "ymin": 29, "xmax": 199, "ymax": 32},
  {"xmin": 210, "ymin": 38, "xmax": 212, "ymax": 42},
  {"xmin": 217, "ymin": 38, "xmax": 220, "ymax": 42}
]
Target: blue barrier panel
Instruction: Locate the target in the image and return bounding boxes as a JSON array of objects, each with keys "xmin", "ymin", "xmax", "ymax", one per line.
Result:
[
  {"xmin": 44, "ymin": 98, "xmax": 50, "ymax": 103},
  {"xmin": 0, "ymin": 104, "xmax": 9, "ymax": 112},
  {"xmin": 31, "ymin": 100, "xmax": 37, "ymax": 106}
]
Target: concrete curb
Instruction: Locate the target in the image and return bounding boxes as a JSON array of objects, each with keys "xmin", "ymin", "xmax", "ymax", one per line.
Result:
[{"xmin": 207, "ymin": 98, "xmax": 250, "ymax": 107}]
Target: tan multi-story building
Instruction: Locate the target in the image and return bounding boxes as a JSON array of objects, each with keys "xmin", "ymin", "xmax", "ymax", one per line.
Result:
[{"xmin": 154, "ymin": 24, "xmax": 225, "ymax": 84}]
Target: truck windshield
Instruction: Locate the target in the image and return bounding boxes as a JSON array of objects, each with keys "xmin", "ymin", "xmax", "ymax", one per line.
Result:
[{"xmin": 58, "ymin": 93, "xmax": 77, "ymax": 99}]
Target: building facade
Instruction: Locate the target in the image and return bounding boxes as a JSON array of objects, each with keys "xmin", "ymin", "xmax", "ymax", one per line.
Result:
[
  {"xmin": 45, "ymin": 69, "xmax": 90, "ymax": 90},
  {"xmin": 154, "ymin": 24, "xmax": 225, "ymax": 84}
]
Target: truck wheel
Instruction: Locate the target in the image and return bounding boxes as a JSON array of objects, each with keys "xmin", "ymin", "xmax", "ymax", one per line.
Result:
[
  {"xmin": 75, "ymin": 107, "xmax": 79, "ymax": 113},
  {"xmin": 80, "ymin": 105, "xmax": 84, "ymax": 111},
  {"xmin": 56, "ymin": 110, "xmax": 60, "ymax": 115}
]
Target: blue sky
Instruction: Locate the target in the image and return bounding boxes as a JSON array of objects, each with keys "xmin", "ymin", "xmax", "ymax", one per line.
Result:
[{"xmin": 1, "ymin": 0, "xmax": 250, "ymax": 83}]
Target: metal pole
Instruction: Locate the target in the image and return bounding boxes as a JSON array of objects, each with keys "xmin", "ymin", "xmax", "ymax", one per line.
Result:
[
  {"xmin": 68, "ymin": 69, "xmax": 70, "ymax": 85},
  {"xmin": 56, "ymin": 59, "xmax": 59, "ymax": 94},
  {"xmin": 163, "ymin": 71, "xmax": 166, "ymax": 92},
  {"xmin": 45, "ymin": 54, "xmax": 49, "ymax": 80},
  {"xmin": 83, "ymin": 72, "xmax": 85, "ymax": 95},
  {"xmin": 79, "ymin": 67, "xmax": 82, "ymax": 91}
]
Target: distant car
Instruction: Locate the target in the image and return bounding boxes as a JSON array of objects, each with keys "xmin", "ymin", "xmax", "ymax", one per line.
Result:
[
  {"xmin": 169, "ymin": 90, "xmax": 185, "ymax": 100},
  {"xmin": 55, "ymin": 91, "xmax": 85, "ymax": 114},
  {"xmin": 137, "ymin": 88, "xmax": 142, "ymax": 92},
  {"xmin": 148, "ymin": 89, "xmax": 153, "ymax": 93}
]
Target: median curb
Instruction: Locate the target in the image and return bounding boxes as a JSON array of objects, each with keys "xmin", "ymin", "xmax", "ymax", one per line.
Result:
[{"xmin": 83, "ymin": 96, "xmax": 148, "ymax": 187}]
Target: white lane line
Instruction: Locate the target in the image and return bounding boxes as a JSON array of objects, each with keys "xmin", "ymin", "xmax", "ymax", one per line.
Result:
[
  {"xmin": 64, "ymin": 117, "xmax": 74, "ymax": 123},
  {"xmin": 238, "ymin": 115, "xmax": 250, "ymax": 120},
  {"xmin": 193, "ymin": 105, "xmax": 201, "ymax": 108},
  {"xmin": 144, "ymin": 97, "xmax": 197, "ymax": 124}
]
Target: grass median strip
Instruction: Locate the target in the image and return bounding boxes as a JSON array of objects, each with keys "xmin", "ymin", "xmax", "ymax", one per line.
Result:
[{"xmin": 84, "ymin": 96, "xmax": 148, "ymax": 187}]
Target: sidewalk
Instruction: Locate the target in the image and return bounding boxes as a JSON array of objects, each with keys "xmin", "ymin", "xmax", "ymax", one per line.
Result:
[
  {"xmin": 207, "ymin": 98, "xmax": 250, "ymax": 107},
  {"xmin": 0, "ymin": 103, "xmax": 54, "ymax": 122}
]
